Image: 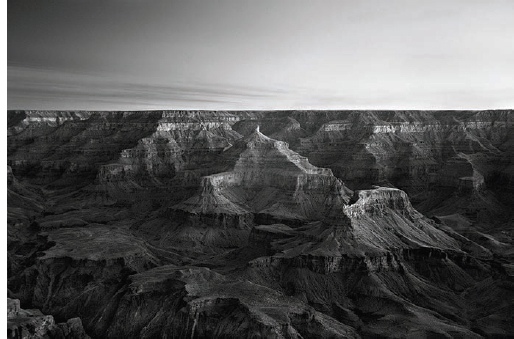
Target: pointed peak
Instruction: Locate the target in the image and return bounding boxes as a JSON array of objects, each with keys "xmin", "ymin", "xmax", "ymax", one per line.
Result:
[
  {"xmin": 244, "ymin": 125, "xmax": 273, "ymax": 144},
  {"xmin": 253, "ymin": 125, "xmax": 269, "ymax": 139}
]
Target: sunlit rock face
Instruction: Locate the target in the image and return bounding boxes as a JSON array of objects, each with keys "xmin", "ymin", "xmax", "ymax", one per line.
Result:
[
  {"xmin": 170, "ymin": 127, "xmax": 352, "ymax": 227},
  {"xmin": 7, "ymin": 110, "xmax": 514, "ymax": 338},
  {"xmin": 98, "ymin": 111, "xmax": 243, "ymax": 190}
]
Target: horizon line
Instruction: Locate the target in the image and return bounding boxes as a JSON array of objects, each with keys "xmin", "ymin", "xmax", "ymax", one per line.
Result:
[{"xmin": 7, "ymin": 108, "xmax": 514, "ymax": 112}]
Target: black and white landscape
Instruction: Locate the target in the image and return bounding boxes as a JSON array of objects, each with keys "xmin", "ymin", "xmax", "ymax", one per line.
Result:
[
  {"xmin": 7, "ymin": 110, "xmax": 514, "ymax": 338},
  {"xmin": 7, "ymin": 1, "xmax": 514, "ymax": 338}
]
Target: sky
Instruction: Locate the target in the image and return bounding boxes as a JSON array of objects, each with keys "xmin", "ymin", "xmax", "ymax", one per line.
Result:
[{"xmin": 7, "ymin": 0, "xmax": 514, "ymax": 110}]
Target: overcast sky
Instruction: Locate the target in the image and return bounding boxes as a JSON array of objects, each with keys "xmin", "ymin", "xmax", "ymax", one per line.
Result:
[{"xmin": 8, "ymin": 0, "xmax": 514, "ymax": 110}]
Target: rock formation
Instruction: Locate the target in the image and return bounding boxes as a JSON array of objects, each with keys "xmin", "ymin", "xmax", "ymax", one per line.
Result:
[
  {"xmin": 8, "ymin": 298, "xmax": 90, "ymax": 339},
  {"xmin": 170, "ymin": 126, "xmax": 352, "ymax": 226},
  {"xmin": 7, "ymin": 110, "xmax": 514, "ymax": 338}
]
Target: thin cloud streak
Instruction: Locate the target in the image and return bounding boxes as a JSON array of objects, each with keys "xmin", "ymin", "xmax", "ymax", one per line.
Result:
[
  {"xmin": 8, "ymin": 64, "xmax": 514, "ymax": 110},
  {"xmin": 7, "ymin": 65, "xmax": 288, "ymax": 110}
]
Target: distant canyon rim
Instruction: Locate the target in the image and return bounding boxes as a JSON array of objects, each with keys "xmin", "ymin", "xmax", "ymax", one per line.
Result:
[{"xmin": 7, "ymin": 110, "xmax": 514, "ymax": 338}]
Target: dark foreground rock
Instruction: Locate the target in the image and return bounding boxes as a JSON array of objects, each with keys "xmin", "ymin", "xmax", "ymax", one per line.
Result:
[{"xmin": 7, "ymin": 298, "xmax": 90, "ymax": 339}]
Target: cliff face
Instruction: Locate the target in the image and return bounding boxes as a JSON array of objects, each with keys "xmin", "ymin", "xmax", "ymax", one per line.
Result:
[
  {"xmin": 101, "ymin": 265, "xmax": 360, "ymax": 338},
  {"xmin": 7, "ymin": 110, "xmax": 514, "ymax": 338},
  {"xmin": 98, "ymin": 111, "xmax": 243, "ymax": 190},
  {"xmin": 8, "ymin": 111, "xmax": 163, "ymax": 187},
  {"xmin": 171, "ymin": 127, "xmax": 352, "ymax": 225},
  {"xmin": 294, "ymin": 110, "xmax": 511, "ymax": 192}
]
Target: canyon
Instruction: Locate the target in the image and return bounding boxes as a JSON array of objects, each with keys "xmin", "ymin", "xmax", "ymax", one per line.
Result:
[{"xmin": 7, "ymin": 110, "xmax": 514, "ymax": 338}]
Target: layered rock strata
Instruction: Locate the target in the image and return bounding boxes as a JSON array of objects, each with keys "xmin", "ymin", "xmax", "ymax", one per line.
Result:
[
  {"xmin": 7, "ymin": 110, "xmax": 514, "ymax": 338},
  {"xmin": 98, "ymin": 111, "xmax": 243, "ymax": 191},
  {"xmin": 294, "ymin": 110, "xmax": 512, "ymax": 193},
  {"xmin": 170, "ymin": 127, "xmax": 352, "ymax": 228}
]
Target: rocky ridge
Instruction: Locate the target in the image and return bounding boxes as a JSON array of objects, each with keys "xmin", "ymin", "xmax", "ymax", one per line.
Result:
[{"xmin": 171, "ymin": 126, "xmax": 351, "ymax": 226}]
